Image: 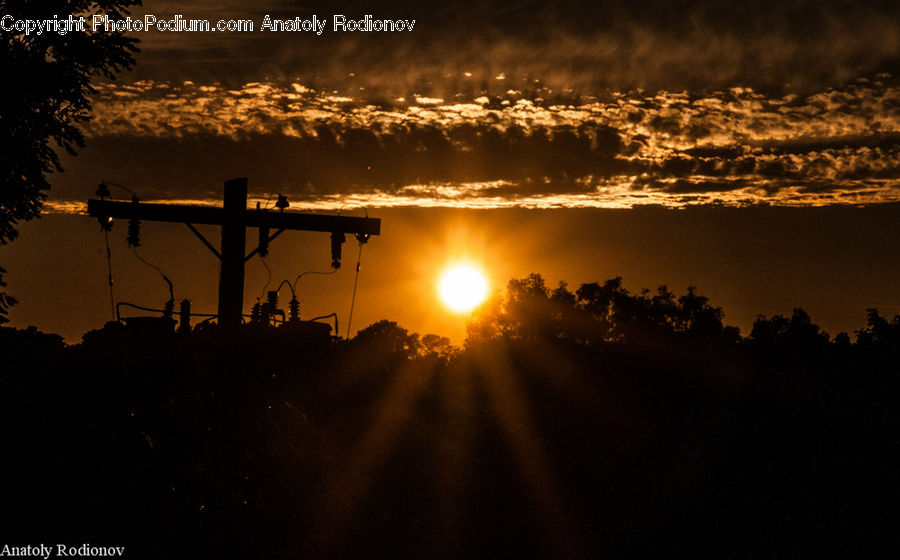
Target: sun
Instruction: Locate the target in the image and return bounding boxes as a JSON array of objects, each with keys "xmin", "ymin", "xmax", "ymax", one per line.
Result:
[{"xmin": 439, "ymin": 266, "xmax": 488, "ymax": 312}]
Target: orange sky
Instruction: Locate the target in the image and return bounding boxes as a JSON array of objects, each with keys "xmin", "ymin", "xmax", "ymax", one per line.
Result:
[
  {"xmin": 6, "ymin": 203, "xmax": 900, "ymax": 343},
  {"xmin": 3, "ymin": 0, "xmax": 899, "ymax": 342}
]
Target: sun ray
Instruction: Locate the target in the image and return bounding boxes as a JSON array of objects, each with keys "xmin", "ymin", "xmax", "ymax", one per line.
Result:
[
  {"xmin": 431, "ymin": 360, "xmax": 477, "ymax": 552},
  {"xmin": 305, "ymin": 359, "xmax": 436, "ymax": 558},
  {"xmin": 469, "ymin": 343, "xmax": 588, "ymax": 560}
]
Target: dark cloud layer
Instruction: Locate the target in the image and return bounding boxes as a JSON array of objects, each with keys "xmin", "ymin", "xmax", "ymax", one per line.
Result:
[
  {"xmin": 5, "ymin": 0, "xmax": 891, "ymax": 209},
  {"xmin": 42, "ymin": 72, "xmax": 900, "ymax": 210},
  {"xmin": 130, "ymin": 0, "xmax": 900, "ymax": 94}
]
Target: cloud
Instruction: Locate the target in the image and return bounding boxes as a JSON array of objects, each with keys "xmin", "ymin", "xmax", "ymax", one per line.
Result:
[
  {"xmin": 127, "ymin": 0, "xmax": 900, "ymax": 94},
  {"xmin": 58, "ymin": 71, "xmax": 900, "ymax": 209}
]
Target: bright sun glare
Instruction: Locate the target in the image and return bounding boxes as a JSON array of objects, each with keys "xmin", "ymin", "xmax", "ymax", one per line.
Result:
[{"xmin": 440, "ymin": 266, "xmax": 488, "ymax": 312}]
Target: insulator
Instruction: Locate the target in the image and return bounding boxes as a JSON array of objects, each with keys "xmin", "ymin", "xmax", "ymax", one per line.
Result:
[
  {"xmin": 330, "ymin": 231, "xmax": 345, "ymax": 268},
  {"xmin": 289, "ymin": 297, "xmax": 300, "ymax": 322},
  {"xmin": 266, "ymin": 290, "xmax": 279, "ymax": 310},
  {"xmin": 178, "ymin": 299, "xmax": 192, "ymax": 334},
  {"xmin": 258, "ymin": 226, "xmax": 270, "ymax": 257},
  {"xmin": 127, "ymin": 218, "xmax": 141, "ymax": 247},
  {"xmin": 98, "ymin": 215, "xmax": 113, "ymax": 232},
  {"xmin": 275, "ymin": 194, "xmax": 289, "ymax": 211},
  {"xmin": 96, "ymin": 182, "xmax": 110, "ymax": 199},
  {"xmin": 251, "ymin": 301, "xmax": 262, "ymax": 324},
  {"xmin": 163, "ymin": 298, "xmax": 175, "ymax": 319}
]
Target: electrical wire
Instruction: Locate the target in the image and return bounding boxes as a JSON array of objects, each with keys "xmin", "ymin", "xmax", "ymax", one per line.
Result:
[
  {"xmin": 259, "ymin": 256, "xmax": 272, "ymax": 299},
  {"xmin": 338, "ymin": 205, "xmax": 369, "ymax": 217},
  {"xmin": 133, "ymin": 247, "xmax": 174, "ymax": 301},
  {"xmin": 116, "ymin": 301, "xmax": 164, "ymax": 322},
  {"xmin": 104, "ymin": 230, "xmax": 115, "ymax": 321},
  {"xmin": 262, "ymin": 189, "xmax": 275, "ymax": 210},
  {"xmin": 275, "ymin": 279, "xmax": 296, "ymax": 298},
  {"xmin": 308, "ymin": 313, "xmax": 339, "ymax": 335},
  {"xmin": 345, "ymin": 242, "xmax": 365, "ymax": 339},
  {"xmin": 98, "ymin": 179, "xmax": 138, "ymax": 322},
  {"xmin": 116, "ymin": 301, "xmax": 217, "ymax": 321},
  {"xmin": 102, "ymin": 180, "xmax": 138, "ymax": 197},
  {"xmin": 292, "ymin": 268, "xmax": 336, "ymax": 293},
  {"xmin": 334, "ymin": 206, "xmax": 370, "ymax": 338}
]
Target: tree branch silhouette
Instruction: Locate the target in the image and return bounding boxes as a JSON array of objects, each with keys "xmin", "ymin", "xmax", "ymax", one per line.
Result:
[{"xmin": 0, "ymin": 0, "xmax": 140, "ymax": 319}]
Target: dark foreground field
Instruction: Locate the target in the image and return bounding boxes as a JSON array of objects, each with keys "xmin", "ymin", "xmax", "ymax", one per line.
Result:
[{"xmin": 2, "ymin": 278, "xmax": 899, "ymax": 559}]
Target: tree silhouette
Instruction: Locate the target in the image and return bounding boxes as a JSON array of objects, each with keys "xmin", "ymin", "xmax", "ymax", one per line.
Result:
[
  {"xmin": 469, "ymin": 273, "xmax": 738, "ymax": 347},
  {"xmin": 750, "ymin": 308, "xmax": 830, "ymax": 350},
  {"xmin": 0, "ymin": 266, "xmax": 15, "ymax": 325},
  {"xmin": 419, "ymin": 333, "xmax": 454, "ymax": 361},
  {"xmin": 3, "ymin": 273, "xmax": 900, "ymax": 558},
  {"xmin": 0, "ymin": 0, "xmax": 140, "ymax": 319},
  {"xmin": 352, "ymin": 319, "xmax": 421, "ymax": 360},
  {"xmin": 855, "ymin": 308, "xmax": 900, "ymax": 367}
]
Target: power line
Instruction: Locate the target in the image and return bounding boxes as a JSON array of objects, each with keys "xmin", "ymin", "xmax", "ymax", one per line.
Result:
[
  {"xmin": 259, "ymin": 256, "xmax": 272, "ymax": 300},
  {"xmin": 104, "ymin": 229, "xmax": 115, "ymax": 321},
  {"xmin": 133, "ymin": 247, "xmax": 174, "ymax": 301},
  {"xmin": 345, "ymin": 242, "xmax": 365, "ymax": 339}
]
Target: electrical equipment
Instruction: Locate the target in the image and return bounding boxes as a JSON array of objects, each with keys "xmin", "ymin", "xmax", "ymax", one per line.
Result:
[{"xmin": 330, "ymin": 231, "xmax": 345, "ymax": 268}]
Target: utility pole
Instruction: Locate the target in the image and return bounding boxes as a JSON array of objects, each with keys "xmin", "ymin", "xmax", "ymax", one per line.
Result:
[
  {"xmin": 219, "ymin": 178, "xmax": 248, "ymax": 330},
  {"xmin": 87, "ymin": 178, "xmax": 380, "ymax": 330}
]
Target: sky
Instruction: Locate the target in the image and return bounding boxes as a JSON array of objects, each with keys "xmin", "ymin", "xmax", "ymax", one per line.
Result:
[{"xmin": 3, "ymin": 0, "xmax": 900, "ymax": 342}]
